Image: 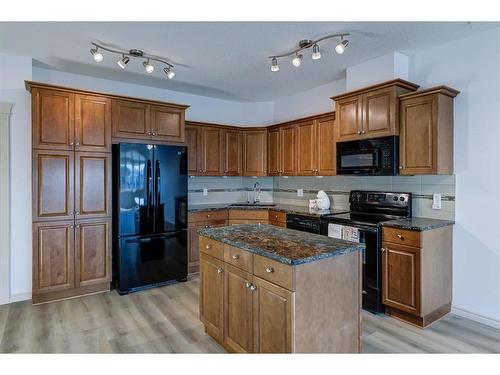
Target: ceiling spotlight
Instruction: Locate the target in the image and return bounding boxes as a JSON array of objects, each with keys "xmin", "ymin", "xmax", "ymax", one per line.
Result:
[
  {"xmin": 143, "ymin": 60, "xmax": 154, "ymax": 73},
  {"xmin": 311, "ymin": 44, "xmax": 321, "ymax": 60},
  {"xmin": 292, "ymin": 53, "xmax": 303, "ymax": 67},
  {"xmin": 164, "ymin": 67, "xmax": 175, "ymax": 79},
  {"xmin": 335, "ymin": 38, "xmax": 349, "ymax": 55},
  {"xmin": 271, "ymin": 57, "xmax": 279, "ymax": 72},
  {"xmin": 90, "ymin": 47, "xmax": 103, "ymax": 63},
  {"xmin": 117, "ymin": 55, "xmax": 130, "ymax": 69}
]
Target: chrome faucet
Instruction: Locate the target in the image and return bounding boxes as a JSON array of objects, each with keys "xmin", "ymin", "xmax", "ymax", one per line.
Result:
[{"xmin": 253, "ymin": 182, "xmax": 261, "ymax": 203}]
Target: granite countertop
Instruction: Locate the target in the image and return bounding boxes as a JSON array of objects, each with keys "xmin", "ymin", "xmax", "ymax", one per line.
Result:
[
  {"xmin": 382, "ymin": 217, "xmax": 455, "ymax": 231},
  {"xmin": 188, "ymin": 203, "xmax": 348, "ymax": 217},
  {"xmin": 198, "ymin": 224, "xmax": 364, "ymax": 265}
]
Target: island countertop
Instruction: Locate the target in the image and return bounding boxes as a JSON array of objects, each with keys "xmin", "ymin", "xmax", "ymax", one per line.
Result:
[{"xmin": 197, "ymin": 224, "xmax": 364, "ymax": 266}]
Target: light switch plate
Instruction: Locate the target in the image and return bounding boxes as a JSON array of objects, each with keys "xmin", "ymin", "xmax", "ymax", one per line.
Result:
[
  {"xmin": 297, "ymin": 189, "xmax": 303, "ymax": 197},
  {"xmin": 432, "ymin": 193, "xmax": 442, "ymax": 209},
  {"xmin": 203, "ymin": 188, "xmax": 208, "ymax": 196}
]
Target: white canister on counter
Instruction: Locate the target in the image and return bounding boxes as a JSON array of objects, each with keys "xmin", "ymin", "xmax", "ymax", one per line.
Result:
[{"xmin": 316, "ymin": 190, "xmax": 331, "ymax": 210}]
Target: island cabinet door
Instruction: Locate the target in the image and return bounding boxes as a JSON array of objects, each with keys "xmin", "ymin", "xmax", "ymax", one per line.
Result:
[
  {"xmin": 252, "ymin": 277, "xmax": 294, "ymax": 353},
  {"xmin": 200, "ymin": 253, "xmax": 225, "ymax": 342},
  {"xmin": 224, "ymin": 264, "xmax": 254, "ymax": 353}
]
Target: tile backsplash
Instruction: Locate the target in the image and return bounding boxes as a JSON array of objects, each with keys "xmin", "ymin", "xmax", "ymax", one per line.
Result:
[{"xmin": 188, "ymin": 175, "xmax": 455, "ymax": 220}]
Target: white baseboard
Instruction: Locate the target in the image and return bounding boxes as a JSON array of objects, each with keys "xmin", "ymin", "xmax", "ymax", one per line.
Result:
[
  {"xmin": 451, "ymin": 306, "xmax": 500, "ymax": 330},
  {"xmin": 9, "ymin": 292, "xmax": 32, "ymax": 303}
]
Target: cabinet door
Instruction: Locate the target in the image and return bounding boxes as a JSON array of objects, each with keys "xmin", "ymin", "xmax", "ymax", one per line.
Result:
[
  {"xmin": 363, "ymin": 87, "xmax": 396, "ymax": 138},
  {"xmin": 243, "ymin": 130, "xmax": 268, "ymax": 176},
  {"xmin": 253, "ymin": 277, "xmax": 293, "ymax": 353},
  {"xmin": 112, "ymin": 100, "xmax": 151, "ymax": 140},
  {"xmin": 75, "ymin": 94, "xmax": 111, "ymax": 152},
  {"xmin": 224, "ymin": 265, "xmax": 254, "ymax": 353},
  {"xmin": 75, "ymin": 152, "xmax": 111, "ymax": 219},
  {"xmin": 185, "ymin": 125, "xmax": 202, "ymax": 175},
  {"xmin": 222, "ymin": 129, "xmax": 242, "ymax": 176},
  {"xmin": 336, "ymin": 95, "xmax": 362, "ymax": 141},
  {"xmin": 399, "ymin": 96, "xmax": 437, "ymax": 175},
  {"xmin": 150, "ymin": 104, "xmax": 185, "ymax": 142},
  {"xmin": 75, "ymin": 218, "xmax": 111, "ymax": 288},
  {"xmin": 202, "ymin": 127, "xmax": 222, "ymax": 175},
  {"xmin": 281, "ymin": 126, "xmax": 297, "ymax": 176},
  {"xmin": 296, "ymin": 121, "xmax": 315, "ymax": 176},
  {"xmin": 267, "ymin": 128, "xmax": 281, "ymax": 176},
  {"xmin": 200, "ymin": 254, "xmax": 225, "ymax": 342},
  {"xmin": 316, "ymin": 116, "xmax": 336, "ymax": 175},
  {"xmin": 32, "ymin": 88, "xmax": 75, "ymax": 150},
  {"xmin": 33, "ymin": 150, "xmax": 74, "ymax": 222},
  {"xmin": 382, "ymin": 242, "xmax": 421, "ymax": 315},
  {"xmin": 32, "ymin": 221, "xmax": 75, "ymax": 294},
  {"xmin": 188, "ymin": 225, "xmax": 202, "ymax": 272}
]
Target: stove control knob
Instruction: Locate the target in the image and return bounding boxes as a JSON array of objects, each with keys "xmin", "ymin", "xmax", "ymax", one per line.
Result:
[
  {"xmin": 393, "ymin": 196, "xmax": 398, "ymax": 201},
  {"xmin": 400, "ymin": 196, "xmax": 405, "ymax": 201}
]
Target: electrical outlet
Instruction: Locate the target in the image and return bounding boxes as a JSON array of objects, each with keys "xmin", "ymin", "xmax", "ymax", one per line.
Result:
[
  {"xmin": 297, "ymin": 189, "xmax": 303, "ymax": 197},
  {"xmin": 432, "ymin": 193, "xmax": 442, "ymax": 210},
  {"xmin": 203, "ymin": 188, "xmax": 208, "ymax": 196}
]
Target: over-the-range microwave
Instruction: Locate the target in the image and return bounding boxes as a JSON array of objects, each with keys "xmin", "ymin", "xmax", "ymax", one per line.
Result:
[{"xmin": 336, "ymin": 136, "xmax": 399, "ymax": 175}]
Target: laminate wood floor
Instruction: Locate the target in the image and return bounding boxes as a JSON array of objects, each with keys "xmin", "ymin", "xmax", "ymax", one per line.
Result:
[{"xmin": 1, "ymin": 276, "xmax": 499, "ymax": 353}]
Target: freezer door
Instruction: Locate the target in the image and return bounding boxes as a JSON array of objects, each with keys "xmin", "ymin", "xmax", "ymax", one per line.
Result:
[
  {"xmin": 117, "ymin": 143, "xmax": 154, "ymax": 237},
  {"xmin": 153, "ymin": 145, "xmax": 188, "ymax": 233},
  {"xmin": 117, "ymin": 231, "xmax": 188, "ymax": 293}
]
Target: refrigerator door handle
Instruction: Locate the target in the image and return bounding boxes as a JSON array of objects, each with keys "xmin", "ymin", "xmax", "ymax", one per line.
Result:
[
  {"xmin": 146, "ymin": 159, "xmax": 153, "ymax": 216},
  {"xmin": 155, "ymin": 159, "xmax": 161, "ymax": 208}
]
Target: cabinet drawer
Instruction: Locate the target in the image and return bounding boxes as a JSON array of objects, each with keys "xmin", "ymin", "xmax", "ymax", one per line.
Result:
[
  {"xmin": 229, "ymin": 219, "xmax": 269, "ymax": 225},
  {"xmin": 228, "ymin": 210, "xmax": 269, "ymax": 221},
  {"xmin": 199, "ymin": 236, "xmax": 224, "ymax": 260},
  {"xmin": 189, "ymin": 210, "xmax": 228, "ymax": 223},
  {"xmin": 269, "ymin": 220, "xmax": 286, "ymax": 228},
  {"xmin": 253, "ymin": 254, "xmax": 294, "ymax": 291},
  {"xmin": 383, "ymin": 227, "xmax": 421, "ymax": 247},
  {"xmin": 268, "ymin": 210, "xmax": 286, "ymax": 224},
  {"xmin": 224, "ymin": 245, "xmax": 253, "ymax": 273}
]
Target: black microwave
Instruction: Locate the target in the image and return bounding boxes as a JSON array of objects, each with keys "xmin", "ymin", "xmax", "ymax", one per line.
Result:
[{"xmin": 336, "ymin": 136, "xmax": 399, "ymax": 175}]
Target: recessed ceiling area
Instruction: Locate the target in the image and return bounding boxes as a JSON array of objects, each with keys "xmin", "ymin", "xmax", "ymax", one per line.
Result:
[{"xmin": 0, "ymin": 21, "xmax": 496, "ymax": 101}]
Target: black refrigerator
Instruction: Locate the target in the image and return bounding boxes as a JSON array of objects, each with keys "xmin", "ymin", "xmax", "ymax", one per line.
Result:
[{"xmin": 112, "ymin": 143, "xmax": 188, "ymax": 294}]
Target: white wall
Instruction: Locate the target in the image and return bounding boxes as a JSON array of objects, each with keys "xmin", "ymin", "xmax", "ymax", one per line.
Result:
[
  {"xmin": 0, "ymin": 53, "xmax": 33, "ymax": 301},
  {"xmin": 409, "ymin": 27, "xmax": 500, "ymax": 323}
]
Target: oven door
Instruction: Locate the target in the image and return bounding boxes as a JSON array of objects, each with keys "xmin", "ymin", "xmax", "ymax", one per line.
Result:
[{"xmin": 337, "ymin": 148, "xmax": 381, "ymax": 175}]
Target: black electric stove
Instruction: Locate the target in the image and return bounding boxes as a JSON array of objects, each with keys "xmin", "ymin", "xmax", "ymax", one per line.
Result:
[{"xmin": 320, "ymin": 190, "xmax": 412, "ymax": 313}]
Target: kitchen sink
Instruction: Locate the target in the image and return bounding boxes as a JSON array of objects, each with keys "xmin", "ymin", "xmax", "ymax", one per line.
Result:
[{"xmin": 229, "ymin": 203, "xmax": 276, "ymax": 207}]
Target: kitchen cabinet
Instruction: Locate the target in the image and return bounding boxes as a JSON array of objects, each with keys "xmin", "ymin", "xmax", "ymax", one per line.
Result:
[
  {"xmin": 185, "ymin": 124, "xmax": 202, "ymax": 175},
  {"xmin": 267, "ymin": 125, "xmax": 296, "ymax": 176},
  {"xmin": 243, "ymin": 129, "xmax": 268, "ymax": 176},
  {"xmin": 331, "ymin": 79, "xmax": 419, "ymax": 142},
  {"xmin": 268, "ymin": 210, "xmax": 286, "ymax": 227},
  {"xmin": 228, "ymin": 210, "xmax": 269, "ymax": 225},
  {"xmin": 75, "ymin": 94, "xmax": 112, "ymax": 152},
  {"xmin": 150, "ymin": 104, "xmax": 185, "ymax": 142},
  {"xmin": 382, "ymin": 225, "xmax": 453, "ymax": 328},
  {"xmin": 399, "ymin": 86, "xmax": 459, "ymax": 175},
  {"xmin": 267, "ymin": 128, "xmax": 281, "ymax": 175},
  {"xmin": 200, "ymin": 252, "xmax": 225, "ymax": 342},
  {"xmin": 185, "ymin": 123, "xmax": 223, "ymax": 176},
  {"xmin": 222, "ymin": 129, "xmax": 242, "ymax": 176}
]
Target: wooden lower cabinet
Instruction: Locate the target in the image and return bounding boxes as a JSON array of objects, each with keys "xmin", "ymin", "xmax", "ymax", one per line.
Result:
[
  {"xmin": 228, "ymin": 210, "xmax": 269, "ymax": 225},
  {"xmin": 200, "ymin": 253, "xmax": 225, "ymax": 342},
  {"xmin": 268, "ymin": 210, "xmax": 287, "ymax": 228},
  {"xmin": 382, "ymin": 225, "xmax": 453, "ymax": 328}
]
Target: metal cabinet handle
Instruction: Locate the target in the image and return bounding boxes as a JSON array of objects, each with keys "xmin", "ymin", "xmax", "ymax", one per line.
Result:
[
  {"xmin": 265, "ymin": 267, "xmax": 274, "ymax": 273},
  {"xmin": 69, "ymin": 142, "xmax": 74, "ymax": 146},
  {"xmin": 205, "ymin": 244, "xmax": 212, "ymax": 249},
  {"xmin": 75, "ymin": 211, "xmax": 80, "ymax": 215},
  {"xmin": 198, "ymin": 169, "xmax": 203, "ymax": 173},
  {"xmin": 75, "ymin": 142, "xmax": 80, "ymax": 146},
  {"xmin": 217, "ymin": 268, "xmax": 223, "ymax": 274},
  {"xmin": 69, "ymin": 211, "xmax": 74, "ymax": 215},
  {"xmin": 245, "ymin": 282, "xmax": 252, "ymax": 289},
  {"xmin": 381, "ymin": 248, "xmax": 386, "ymax": 252},
  {"xmin": 249, "ymin": 284, "xmax": 257, "ymax": 291},
  {"xmin": 70, "ymin": 225, "xmax": 74, "ymax": 229},
  {"xmin": 399, "ymin": 166, "xmax": 404, "ymax": 170},
  {"xmin": 361, "ymin": 130, "xmax": 366, "ymax": 134},
  {"xmin": 204, "ymin": 225, "xmax": 211, "ymax": 228},
  {"xmin": 275, "ymin": 215, "xmax": 279, "ymax": 219},
  {"xmin": 357, "ymin": 131, "xmax": 361, "ymax": 135},
  {"xmin": 75, "ymin": 224, "xmax": 80, "ymax": 229},
  {"xmin": 397, "ymin": 234, "xmax": 404, "ymax": 240},
  {"xmin": 232, "ymin": 254, "xmax": 239, "ymax": 260},
  {"xmin": 152, "ymin": 131, "xmax": 157, "ymax": 136}
]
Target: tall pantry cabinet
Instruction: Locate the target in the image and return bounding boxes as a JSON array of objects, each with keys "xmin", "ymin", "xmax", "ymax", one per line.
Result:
[{"xmin": 29, "ymin": 83, "xmax": 112, "ymax": 304}]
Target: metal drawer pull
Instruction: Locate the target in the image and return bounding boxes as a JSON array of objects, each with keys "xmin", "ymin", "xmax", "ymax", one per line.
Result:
[
  {"xmin": 245, "ymin": 282, "xmax": 252, "ymax": 288},
  {"xmin": 76, "ymin": 224, "xmax": 80, "ymax": 229},
  {"xmin": 205, "ymin": 244, "xmax": 212, "ymax": 249},
  {"xmin": 204, "ymin": 225, "xmax": 211, "ymax": 228},
  {"xmin": 70, "ymin": 225, "xmax": 74, "ymax": 229},
  {"xmin": 232, "ymin": 254, "xmax": 239, "ymax": 260},
  {"xmin": 69, "ymin": 142, "xmax": 74, "ymax": 146},
  {"xmin": 397, "ymin": 234, "xmax": 404, "ymax": 240},
  {"xmin": 249, "ymin": 284, "xmax": 257, "ymax": 291},
  {"xmin": 362, "ymin": 290, "xmax": 367, "ymax": 295},
  {"xmin": 381, "ymin": 248, "xmax": 386, "ymax": 252},
  {"xmin": 217, "ymin": 268, "xmax": 223, "ymax": 274},
  {"xmin": 75, "ymin": 211, "xmax": 80, "ymax": 215},
  {"xmin": 75, "ymin": 142, "xmax": 80, "ymax": 146},
  {"xmin": 265, "ymin": 267, "xmax": 274, "ymax": 273}
]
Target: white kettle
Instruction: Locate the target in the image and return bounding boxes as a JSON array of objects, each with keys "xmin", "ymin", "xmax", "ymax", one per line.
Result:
[{"xmin": 316, "ymin": 190, "xmax": 331, "ymax": 210}]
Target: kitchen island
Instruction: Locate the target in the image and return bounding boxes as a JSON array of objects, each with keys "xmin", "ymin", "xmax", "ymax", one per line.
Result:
[{"xmin": 198, "ymin": 224, "xmax": 364, "ymax": 353}]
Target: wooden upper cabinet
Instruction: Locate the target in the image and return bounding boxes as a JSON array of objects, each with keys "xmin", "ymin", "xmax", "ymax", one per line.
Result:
[
  {"xmin": 75, "ymin": 94, "xmax": 111, "ymax": 152},
  {"xmin": 75, "ymin": 152, "xmax": 112, "ymax": 219},
  {"xmin": 281, "ymin": 125, "xmax": 296, "ymax": 176},
  {"xmin": 150, "ymin": 104, "xmax": 185, "ymax": 142},
  {"xmin": 202, "ymin": 127, "xmax": 223, "ymax": 175},
  {"xmin": 32, "ymin": 88, "xmax": 75, "ymax": 150},
  {"xmin": 200, "ymin": 254, "xmax": 225, "ymax": 342},
  {"xmin": 32, "ymin": 221, "xmax": 75, "ymax": 295},
  {"xmin": 316, "ymin": 115, "xmax": 336, "ymax": 175},
  {"xmin": 112, "ymin": 99, "xmax": 151, "ymax": 140},
  {"xmin": 267, "ymin": 128, "xmax": 281, "ymax": 176},
  {"xmin": 399, "ymin": 86, "xmax": 458, "ymax": 175},
  {"xmin": 243, "ymin": 130, "xmax": 267, "ymax": 176},
  {"xmin": 332, "ymin": 79, "xmax": 419, "ymax": 142},
  {"xmin": 185, "ymin": 124, "xmax": 202, "ymax": 175},
  {"xmin": 75, "ymin": 218, "xmax": 111, "ymax": 288},
  {"xmin": 222, "ymin": 129, "xmax": 242, "ymax": 176},
  {"xmin": 296, "ymin": 120, "xmax": 316, "ymax": 175},
  {"xmin": 33, "ymin": 150, "xmax": 74, "ymax": 222}
]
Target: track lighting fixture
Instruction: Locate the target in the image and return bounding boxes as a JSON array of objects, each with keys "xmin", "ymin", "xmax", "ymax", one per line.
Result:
[
  {"xmin": 117, "ymin": 55, "xmax": 130, "ymax": 69},
  {"xmin": 89, "ymin": 41, "xmax": 176, "ymax": 79},
  {"xmin": 269, "ymin": 33, "xmax": 349, "ymax": 72}
]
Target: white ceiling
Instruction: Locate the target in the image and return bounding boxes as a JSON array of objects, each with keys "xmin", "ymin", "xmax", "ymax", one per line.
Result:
[{"xmin": 0, "ymin": 22, "xmax": 497, "ymax": 101}]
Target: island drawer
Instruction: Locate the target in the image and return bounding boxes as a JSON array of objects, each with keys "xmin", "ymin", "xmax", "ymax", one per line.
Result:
[
  {"xmin": 199, "ymin": 236, "xmax": 224, "ymax": 260},
  {"xmin": 224, "ymin": 244, "xmax": 253, "ymax": 272},
  {"xmin": 268, "ymin": 210, "xmax": 286, "ymax": 224},
  {"xmin": 189, "ymin": 210, "xmax": 228, "ymax": 223},
  {"xmin": 253, "ymin": 254, "xmax": 294, "ymax": 291},
  {"xmin": 383, "ymin": 227, "xmax": 421, "ymax": 247},
  {"xmin": 229, "ymin": 210, "xmax": 269, "ymax": 221}
]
